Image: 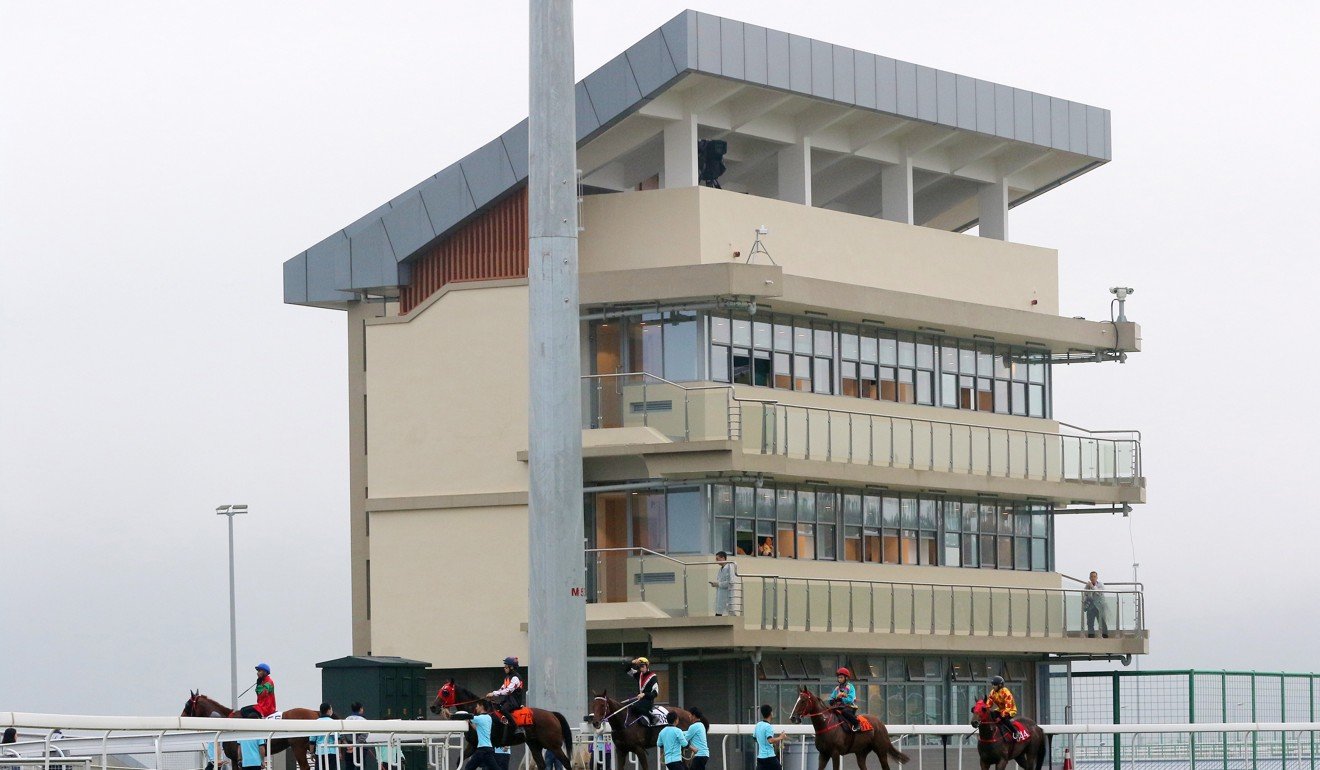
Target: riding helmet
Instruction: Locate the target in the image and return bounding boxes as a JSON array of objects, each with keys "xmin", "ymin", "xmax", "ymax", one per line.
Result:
[
  {"xmin": 256, "ymin": 663, "xmax": 271, "ymax": 673},
  {"xmin": 503, "ymin": 656, "xmax": 519, "ymax": 667},
  {"xmin": 836, "ymin": 667, "xmax": 852, "ymax": 678},
  {"xmin": 990, "ymin": 676, "xmax": 1005, "ymax": 686}
]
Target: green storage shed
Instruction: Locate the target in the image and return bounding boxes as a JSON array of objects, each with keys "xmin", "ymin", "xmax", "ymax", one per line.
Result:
[{"xmin": 316, "ymin": 656, "xmax": 432, "ymax": 720}]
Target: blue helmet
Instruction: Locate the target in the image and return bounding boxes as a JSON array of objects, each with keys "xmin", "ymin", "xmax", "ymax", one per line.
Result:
[
  {"xmin": 503, "ymin": 656, "xmax": 518, "ymax": 667},
  {"xmin": 256, "ymin": 663, "xmax": 271, "ymax": 673}
]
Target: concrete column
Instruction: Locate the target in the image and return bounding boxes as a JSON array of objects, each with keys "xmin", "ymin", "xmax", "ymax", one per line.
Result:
[
  {"xmin": 778, "ymin": 138, "xmax": 812, "ymax": 205},
  {"xmin": 880, "ymin": 156, "xmax": 913, "ymax": 224},
  {"xmin": 662, "ymin": 113, "xmax": 698, "ymax": 188},
  {"xmin": 978, "ymin": 178, "xmax": 1009, "ymax": 240}
]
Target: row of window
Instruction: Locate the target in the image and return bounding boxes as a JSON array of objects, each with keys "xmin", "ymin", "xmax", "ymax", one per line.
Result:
[
  {"xmin": 711, "ymin": 483, "xmax": 1052, "ymax": 572},
  {"xmin": 709, "ymin": 312, "xmax": 1051, "ymax": 417}
]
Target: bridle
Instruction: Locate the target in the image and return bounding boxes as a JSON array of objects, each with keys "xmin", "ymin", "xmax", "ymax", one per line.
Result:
[
  {"xmin": 790, "ymin": 692, "xmax": 845, "ymax": 733},
  {"xmin": 435, "ymin": 685, "xmax": 480, "ymax": 714}
]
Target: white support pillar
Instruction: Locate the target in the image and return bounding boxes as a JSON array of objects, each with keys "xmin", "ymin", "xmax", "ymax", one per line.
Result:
[
  {"xmin": 778, "ymin": 138, "xmax": 812, "ymax": 205},
  {"xmin": 662, "ymin": 113, "xmax": 698, "ymax": 188},
  {"xmin": 880, "ymin": 156, "xmax": 914, "ymax": 224},
  {"xmin": 978, "ymin": 178, "xmax": 1010, "ymax": 240}
]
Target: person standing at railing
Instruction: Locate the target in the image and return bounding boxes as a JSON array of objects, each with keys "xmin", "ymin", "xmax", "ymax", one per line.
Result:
[
  {"xmin": 313, "ymin": 702, "xmax": 338, "ymax": 770},
  {"xmin": 237, "ymin": 738, "xmax": 264, "ymax": 770},
  {"xmin": 709, "ymin": 551, "xmax": 739, "ymax": 616},
  {"xmin": 1083, "ymin": 571, "xmax": 1110, "ymax": 638},
  {"xmin": 460, "ymin": 701, "xmax": 501, "ymax": 770},
  {"xmin": 754, "ymin": 705, "xmax": 785, "ymax": 770}
]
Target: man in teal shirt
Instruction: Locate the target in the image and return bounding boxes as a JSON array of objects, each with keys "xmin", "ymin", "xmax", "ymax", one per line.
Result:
[
  {"xmin": 461, "ymin": 701, "xmax": 501, "ymax": 770},
  {"xmin": 656, "ymin": 712, "xmax": 688, "ymax": 770},
  {"xmin": 238, "ymin": 739, "xmax": 264, "ymax": 770},
  {"xmin": 753, "ymin": 705, "xmax": 784, "ymax": 770},
  {"xmin": 682, "ymin": 707, "xmax": 710, "ymax": 770}
]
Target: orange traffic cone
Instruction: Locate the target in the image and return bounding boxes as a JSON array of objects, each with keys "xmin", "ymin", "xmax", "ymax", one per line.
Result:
[{"xmin": 1061, "ymin": 747, "xmax": 1073, "ymax": 770}]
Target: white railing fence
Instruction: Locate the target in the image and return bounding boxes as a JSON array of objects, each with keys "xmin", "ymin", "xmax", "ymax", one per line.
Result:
[{"xmin": 3, "ymin": 714, "xmax": 1318, "ymax": 770}]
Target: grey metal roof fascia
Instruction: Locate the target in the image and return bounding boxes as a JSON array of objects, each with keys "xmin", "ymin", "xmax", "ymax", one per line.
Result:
[{"xmin": 284, "ymin": 8, "xmax": 1111, "ymax": 308}]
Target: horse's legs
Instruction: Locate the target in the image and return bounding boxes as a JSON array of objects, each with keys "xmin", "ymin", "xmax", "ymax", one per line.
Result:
[
  {"xmin": 528, "ymin": 740, "xmax": 546, "ymax": 770},
  {"xmin": 815, "ymin": 748, "xmax": 831, "ymax": 770}
]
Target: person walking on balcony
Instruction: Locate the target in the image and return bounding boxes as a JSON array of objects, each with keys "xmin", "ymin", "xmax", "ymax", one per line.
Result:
[
  {"xmin": 626, "ymin": 657, "xmax": 661, "ymax": 726},
  {"xmin": 1083, "ymin": 571, "xmax": 1109, "ymax": 638},
  {"xmin": 828, "ymin": 668, "xmax": 861, "ymax": 731},
  {"xmin": 709, "ymin": 551, "xmax": 738, "ymax": 616}
]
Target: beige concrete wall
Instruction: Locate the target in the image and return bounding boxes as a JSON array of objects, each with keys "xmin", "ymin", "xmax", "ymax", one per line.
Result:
[
  {"xmin": 364, "ymin": 284, "xmax": 530, "ymax": 498},
  {"xmin": 579, "ymin": 187, "xmax": 1059, "ymax": 313},
  {"xmin": 368, "ymin": 505, "xmax": 529, "ymax": 666}
]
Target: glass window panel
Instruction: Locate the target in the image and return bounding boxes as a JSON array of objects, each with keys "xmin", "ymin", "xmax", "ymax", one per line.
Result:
[
  {"xmin": 897, "ymin": 369, "xmax": 915, "ymax": 403},
  {"xmin": 753, "ymin": 352, "xmax": 772, "ymax": 387},
  {"xmin": 776, "ymin": 526, "xmax": 796, "ymax": 558},
  {"xmin": 1029, "ymin": 385, "xmax": 1044, "ymax": 418},
  {"xmin": 940, "ymin": 343, "xmax": 958, "ymax": 372},
  {"xmin": 879, "ymin": 367, "xmax": 898, "ymax": 401},
  {"xmin": 901, "ymin": 530, "xmax": 918, "ymax": 563},
  {"xmin": 979, "ymin": 535, "xmax": 996, "ymax": 566},
  {"xmin": 794, "ymin": 325, "xmax": 812, "ymax": 354},
  {"xmin": 1011, "ymin": 382, "xmax": 1028, "ymax": 415},
  {"xmin": 841, "ymin": 332, "xmax": 859, "ymax": 360},
  {"xmin": 710, "ymin": 486, "xmax": 733, "ymax": 517},
  {"xmin": 918, "ymin": 498, "xmax": 937, "ymax": 530},
  {"xmin": 813, "ymin": 357, "xmax": 832, "ymax": 394},
  {"xmin": 962, "ymin": 534, "xmax": 979, "ymax": 567},
  {"xmin": 844, "ymin": 529, "xmax": 863, "ymax": 561},
  {"xmin": 977, "ymin": 378, "xmax": 993, "ymax": 411},
  {"xmin": 882, "ymin": 531, "xmax": 900, "ymax": 563},
  {"xmin": 944, "ymin": 533, "xmax": 961, "ymax": 566},
  {"xmin": 919, "ymin": 532, "xmax": 937, "ymax": 565},
  {"xmin": 661, "ymin": 313, "xmax": 698, "ymax": 381},
  {"xmin": 860, "ymin": 335, "xmax": 879, "ymax": 363},
  {"xmin": 732, "ymin": 349, "xmax": 752, "ymax": 384},
  {"xmin": 994, "ymin": 380, "xmax": 1009, "ymax": 414},
  {"xmin": 774, "ymin": 323, "xmax": 792, "ymax": 351},
  {"xmin": 878, "ymin": 335, "xmax": 898, "ymax": 365},
  {"xmin": 630, "ymin": 318, "xmax": 664, "ymax": 376},
  {"xmin": 916, "ymin": 370, "xmax": 933, "ymax": 405},
  {"xmin": 977, "ymin": 348, "xmax": 993, "ymax": 376},
  {"xmin": 963, "ymin": 505, "xmax": 978, "ymax": 533},
  {"xmin": 1029, "ymin": 360, "xmax": 1045, "ymax": 384},
  {"xmin": 753, "ymin": 321, "xmax": 772, "ymax": 349},
  {"xmin": 864, "ymin": 531, "xmax": 882, "ymax": 562},
  {"xmin": 732, "ymin": 319, "xmax": 752, "ymax": 347},
  {"xmin": 995, "ymin": 350, "xmax": 1011, "ymax": 379},
  {"xmin": 841, "ymin": 361, "xmax": 859, "ymax": 397},
  {"xmin": 843, "ymin": 494, "xmax": 862, "ymax": 525},
  {"xmin": 715, "ymin": 518, "xmax": 734, "ymax": 554},
  {"xmin": 710, "ymin": 345, "xmax": 730, "ymax": 382},
  {"xmin": 898, "ymin": 339, "xmax": 916, "ymax": 367},
  {"xmin": 773, "ymin": 488, "xmax": 794, "ymax": 520},
  {"xmin": 1015, "ymin": 537, "xmax": 1030, "ymax": 570},
  {"xmin": 864, "ymin": 495, "xmax": 881, "ymax": 527},
  {"xmin": 882, "ymin": 497, "xmax": 900, "ymax": 527},
  {"xmin": 980, "ymin": 505, "xmax": 998, "ymax": 533},
  {"xmin": 900, "ymin": 497, "xmax": 918, "ymax": 529},
  {"xmin": 998, "ymin": 536, "xmax": 1013, "ymax": 568},
  {"xmin": 1031, "ymin": 513, "xmax": 1047, "ymax": 537},
  {"xmin": 959, "ymin": 347, "xmax": 975, "ymax": 374},
  {"xmin": 666, "ymin": 488, "xmax": 703, "ymax": 553},
  {"xmin": 815, "ymin": 492, "xmax": 838, "ymax": 523},
  {"xmin": 1011, "ymin": 360, "xmax": 1028, "ymax": 382},
  {"xmin": 817, "ymin": 525, "xmax": 837, "ymax": 560},
  {"xmin": 736, "ymin": 519, "xmax": 755, "ymax": 556},
  {"xmin": 943, "ymin": 502, "xmax": 961, "ymax": 532},
  {"xmin": 813, "ymin": 328, "xmax": 833, "ymax": 354},
  {"xmin": 940, "ymin": 372, "xmax": 958, "ymax": 407},
  {"xmin": 916, "ymin": 342, "xmax": 934, "ymax": 369},
  {"xmin": 796, "ymin": 523, "xmax": 816, "ymax": 560},
  {"xmin": 1014, "ymin": 512, "xmax": 1031, "ymax": 536},
  {"xmin": 859, "ymin": 364, "xmax": 878, "ymax": 399},
  {"xmin": 794, "ymin": 355, "xmax": 812, "ymax": 391},
  {"xmin": 710, "ymin": 315, "xmax": 730, "ymax": 344},
  {"xmin": 756, "ymin": 487, "xmax": 777, "ymax": 520},
  {"xmin": 797, "ymin": 489, "xmax": 816, "ymax": 521},
  {"xmin": 1031, "ymin": 539, "xmax": 1046, "ymax": 571},
  {"xmin": 959, "ymin": 376, "xmax": 975, "ymax": 409},
  {"xmin": 774, "ymin": 352, "xmax": 791, "ymax": 389}
]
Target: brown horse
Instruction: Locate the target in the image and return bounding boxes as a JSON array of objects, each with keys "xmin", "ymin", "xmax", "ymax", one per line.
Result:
[
  {"xmin": 182, "ymin": 691, "xmax": 319, "ymax": 770},
  {"xmin": 788, "ymin": 686, "xmax": 910, "ymax": 770},
  {"xmin": 587, "ymin": 691, "xmax": 697, "ymax": 770},
  {"xmin": 429, "ymin": 680, "xmax": 574, "ymax": 770},
  {"xmin": 969, "ymin": 699, "xmax": 1046, "ymax": 770}
]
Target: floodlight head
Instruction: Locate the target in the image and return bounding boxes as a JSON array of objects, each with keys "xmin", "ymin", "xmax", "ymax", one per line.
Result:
[
  {"xmin": 756, "ymin": 225, "xmax": 769, "ymax": 236},
  {"xmin": 1109, "ymin": 286, "xmax": 1134, "ymax": 300}
]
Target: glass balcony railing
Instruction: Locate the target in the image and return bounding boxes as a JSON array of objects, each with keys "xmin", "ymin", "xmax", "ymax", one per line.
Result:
[
  {"xmin": 584, "ymin": 548, "xmax": 1145, "ymax": 640},
  {"xmin": 582, "ymin": 373, "xmax": 1142, "ymax": 486}
]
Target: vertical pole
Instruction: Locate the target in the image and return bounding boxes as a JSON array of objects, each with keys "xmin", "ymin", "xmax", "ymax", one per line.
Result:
[
  {"xmin": 1251, "ymin": 672, "xmax": 1258, "ymax": 769},
  {"xmin": 1113, "ymin": 673, "xmax": 1122, "ymax": 770},
  {"xmin": 1188, "ymin": 671, "xmax": 1196, "ymax": 770},
  {"xmin": 1221, "ymin": 673, "xmax": 1228, "ymax": 769},
  {"xmin": 528, "ymin": 0, "xmax": 587, "ymax": 721},
  {"xmin": 227, "ymin": 513, "xmax": 239, "ymax": 708}
]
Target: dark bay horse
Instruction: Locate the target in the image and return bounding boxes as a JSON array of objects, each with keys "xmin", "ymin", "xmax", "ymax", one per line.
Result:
[
  {"xmin": 429, "ymin": 680, "xmax": 574, "ymax": 770},
  {"xmin": 182, "ymin": 691, "xmax": 319, "ymax": 770},
  {"xmin": 587, "ymin": 691, "xmax": 698, "ymax": 770},
  {"xmin": 969, "ymin": 699, "xmax": 1046, "ymax": 770},
  {"xmin": 789, "ymin": 686, "xmax": 910, "ymax": 770}
]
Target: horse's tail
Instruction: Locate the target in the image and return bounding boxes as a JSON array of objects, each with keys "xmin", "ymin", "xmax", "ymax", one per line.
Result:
[
  {"xmin": 887, "ymin": 745, "xmax": 911, "ymax": 765},
  {"xmin": 555, "ymin": 711, "xmax": 574, "ymax": 754},
  {"xmin": 1035, "ymin": 730, "xmax": 1050, "ymax": 770}
]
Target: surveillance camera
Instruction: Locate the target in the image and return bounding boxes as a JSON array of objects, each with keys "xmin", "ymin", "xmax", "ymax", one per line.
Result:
[
  {"xmin": 756, "ymin": 225, "xmax": 769, "ymax": 235},
  {"xmin": 1109, "ymin": 286, "xmax": 1134, "ymax": 299}
]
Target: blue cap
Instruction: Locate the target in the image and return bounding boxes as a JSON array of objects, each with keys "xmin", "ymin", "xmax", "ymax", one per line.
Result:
[
  {"xmin": 503, "ymin": 656, "xmax": 518, "ymax": 667},
  {"xmin": 256, "ymin": 663, "xmax": 271, "ymax": 673}
]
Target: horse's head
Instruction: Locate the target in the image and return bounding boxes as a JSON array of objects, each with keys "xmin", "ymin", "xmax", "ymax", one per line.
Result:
[
  {"xmin": 430, "ymin": 680, "xmax": 456, "ymax": 716},
  {"xmin": 970, "ymin": 698, "xmax": 997, "ymax": 727},
  {"xmin": 789, "ymin": 685, "xmax": 819, "ymax": 724},
  {"xmin": 182, "ymin": 690, "xmax": 200, "ymax": 717},
  {"xmin": 587, "ymin": 691, "xmax": 613, "ymax": 730}
]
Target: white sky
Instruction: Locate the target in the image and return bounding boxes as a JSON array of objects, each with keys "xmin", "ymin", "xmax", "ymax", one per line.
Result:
[{"xmin": 2, "ymin": 1, "xmax": 1317, "ymax": 716}]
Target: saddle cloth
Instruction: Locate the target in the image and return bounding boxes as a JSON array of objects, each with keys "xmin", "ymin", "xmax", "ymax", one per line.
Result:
[
  {"xmin": 854, "ymin": 715, "xmax": 873, "ymax": 733},
  {"xmin": 513, "ymin": 707, "xmax": 534, "ymax": 727},
  {"xmin": 1000, "ymin": 722, "xmax": 1029, "ymax": 743},
  {"xmin": 265, "ymin": 713, "xmax": 282, "ymax": 720}
]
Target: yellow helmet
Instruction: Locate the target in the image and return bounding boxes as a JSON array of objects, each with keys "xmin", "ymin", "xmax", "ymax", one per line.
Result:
[{"xmin": 635, "ymin": 657, "xmax": 650, "ymax": 666}]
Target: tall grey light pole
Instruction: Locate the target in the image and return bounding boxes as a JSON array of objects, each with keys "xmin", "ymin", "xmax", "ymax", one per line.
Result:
[
  {"xmin": 216, "ymin": 504, "xmax": 248, "ymax": 708},
  {"xmin": 527, "ymin": 0, "xmax": 587, "ymax": 719}
]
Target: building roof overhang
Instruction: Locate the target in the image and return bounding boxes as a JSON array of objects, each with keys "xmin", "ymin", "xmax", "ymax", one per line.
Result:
[{"xmin": 284, "ymin": 10, "xmax": 1111, "ymax": 309}]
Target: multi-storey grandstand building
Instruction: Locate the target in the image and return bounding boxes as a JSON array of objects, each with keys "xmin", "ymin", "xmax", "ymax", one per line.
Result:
[{"xmin": 283, "ymin": 10, "xmax": 1147, "ymax": 725}]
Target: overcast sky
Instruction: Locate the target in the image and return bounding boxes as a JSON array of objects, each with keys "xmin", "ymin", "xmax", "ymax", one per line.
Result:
[{"xmin": 2, "ymin": 1, "xmax": 1317, "ymax": 716}]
